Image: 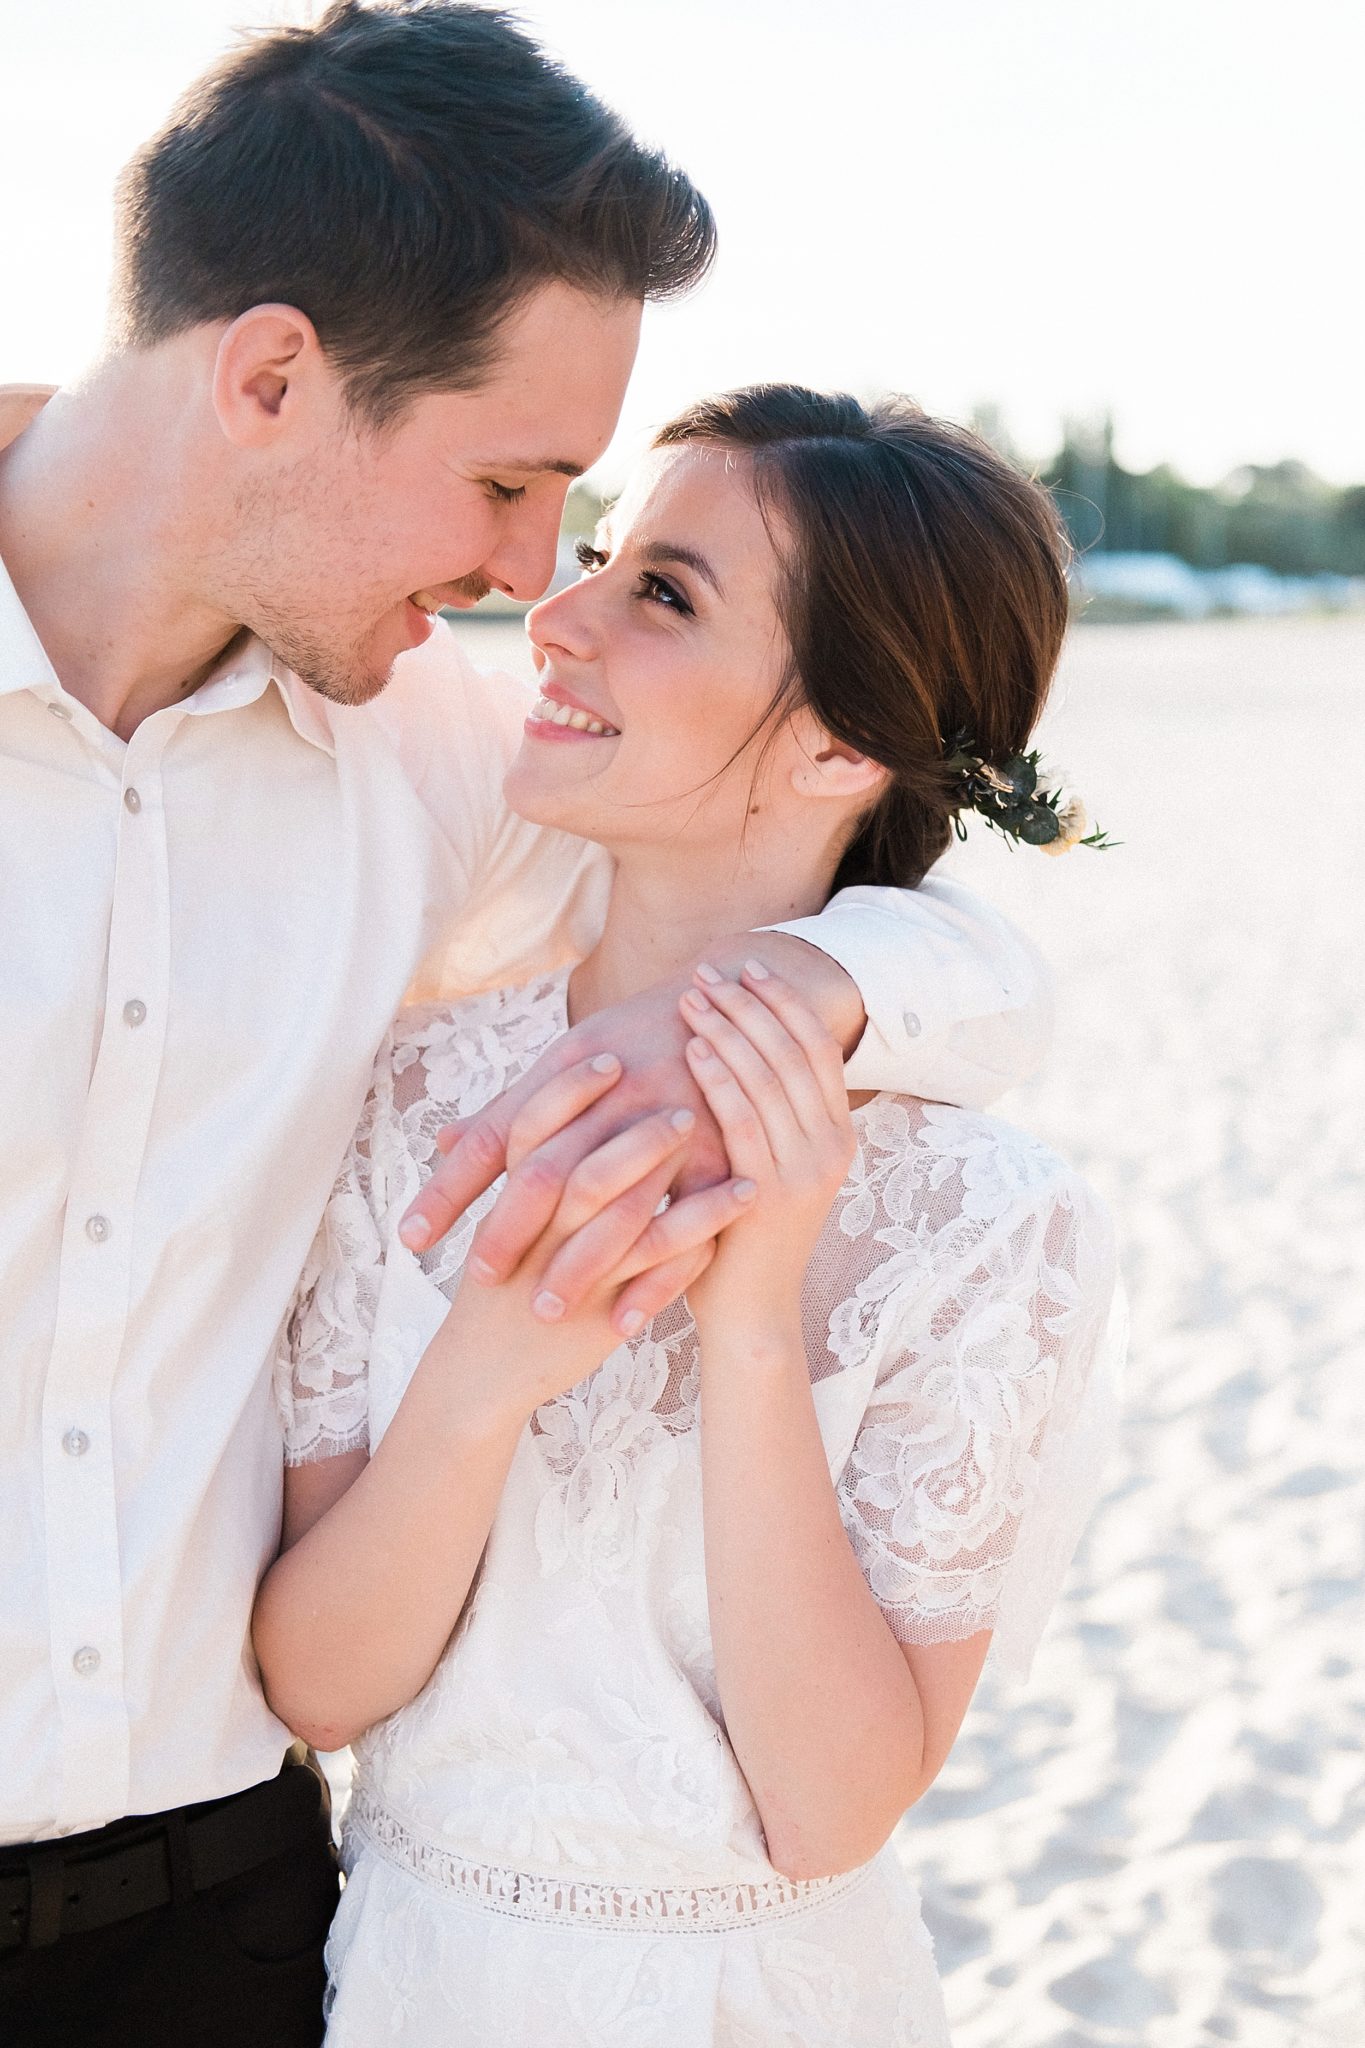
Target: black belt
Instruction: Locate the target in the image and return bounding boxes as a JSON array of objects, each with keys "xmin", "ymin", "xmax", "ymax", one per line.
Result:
[{"xmin": 0, "ymin": 1750, "xmax": 330, "ymax": 1954}]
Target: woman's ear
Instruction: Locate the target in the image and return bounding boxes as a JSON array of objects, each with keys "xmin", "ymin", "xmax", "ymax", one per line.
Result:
[{"xmin": 787, "ymin": 708, "xmax": 887, "ymax": 802}]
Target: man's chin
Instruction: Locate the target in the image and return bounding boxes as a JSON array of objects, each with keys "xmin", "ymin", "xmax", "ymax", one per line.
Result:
[
  {"xmin": 274, "ymin": 635, "xmax": 395, "ymax": 707},
  {"xmin": 296, "ymin": 662, "xmax": 393, "ymax": 708}
]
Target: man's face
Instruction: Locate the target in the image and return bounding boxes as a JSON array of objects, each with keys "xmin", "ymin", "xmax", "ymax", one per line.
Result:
[{"xmin": 222, "ymin": 281, "xmax": 642, "ymax": 704}]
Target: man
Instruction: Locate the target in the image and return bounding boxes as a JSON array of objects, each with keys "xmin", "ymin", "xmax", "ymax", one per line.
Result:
[{"xmin": 0, "ymin": 5, "xmax": 1048, "ymax": 2042}]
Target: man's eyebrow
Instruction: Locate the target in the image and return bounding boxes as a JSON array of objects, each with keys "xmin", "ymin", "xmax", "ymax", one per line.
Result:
[
  {"xmin": 639, "ymin": 541, "xmax": 723, "ymax": 597},
  {"xmin": 472, "ymin": 454, "xmax": 586, "ymax": 480}
]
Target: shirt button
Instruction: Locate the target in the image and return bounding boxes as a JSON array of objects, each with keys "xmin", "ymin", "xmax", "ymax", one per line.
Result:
[
  {"xmin": 47, "ymin": 701, "xmax": 74, "ymax": 722},
  {"xmin": 123, "ymin": 787, "xmax": 142, "ymax": 814},
  {"xmin": 72, "ymin": 1647, "xmax": 101, "ymax": 1677},
  {"xmin": 123, "ymin": 999, "xmax": 147, "ymax": 1028},
  {"xmin": 63, "ymin": 1428, "xmax": 90, "ymax": 1458},
  {"xmin": 85, "ymin": 1214, "xmax": 111, "ymax": 1245},
  {"xmin": 904, "ymin": 1010, "xmax": 923, "ymax": 1038}
]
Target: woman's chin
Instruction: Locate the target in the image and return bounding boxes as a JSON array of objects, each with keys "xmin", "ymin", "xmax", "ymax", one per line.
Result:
[{"xmin": 501, "ymin": 758, "xmax": 599, "ymax": 838}]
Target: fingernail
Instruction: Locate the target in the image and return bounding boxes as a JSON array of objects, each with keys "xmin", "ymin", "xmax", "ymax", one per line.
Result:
[
  {"xmin": 694, "ymin": 961, "xmax": 723, "ymax": 985},
  {"xmin": 687, "ymin": 1036, "xmax": 713, "ymax": 1059},
  {"xmin": 743, "ymin": 957, "xmax": 770, "ymax": 980},
  {"xmin": 591, "ymin": 1053, "xmax": 620, "ymax": 1073},
  {"xmin": 532, "ymin": 1290, "xmax": 565, "ymax": 1321},
  {"xmin": 733, "ymin": 1178, "xmax": 758, "ymax": 1203},
  {"xmin": 619, "ymin": 1308, "xmax": 646, "ymax": 1338},
  {"xmin": 399, "ymin": 1217, "xmax": 431, "ymax": 1249},
  {"xmin": 469, "ymin": 1255, "xmax": 497, "ymax": 1285},
  {"xmin": 670, "ymin": 1108, "xmax": 695, "ymax": 1132},
  {"xmin": 682, "ymin": 988, "xmax": 710, "ymax": 1013}
]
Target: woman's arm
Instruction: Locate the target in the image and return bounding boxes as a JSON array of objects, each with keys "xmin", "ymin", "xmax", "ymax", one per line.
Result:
[
  {"xmin": 697, "ymin": 1314, "xmax": 988, "ymax": 1880},
  {"xmin": 254, "ymin": 1086, "xmax": 743, "ymax": 1751},
  {"xmin": 254, "ymin": 1353, "xmax": 527, "ymax": 1754},
  {"xmin": 398, "ymin": 898, "xmax": 1047, "ymax": 1324},
  {"xmin": 679, "ymin": 972, "xmax": 990, "ymax": 1879}
]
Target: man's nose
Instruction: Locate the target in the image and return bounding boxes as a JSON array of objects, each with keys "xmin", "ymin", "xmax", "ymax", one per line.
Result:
[{"xmin": 485, "ymin": 501, "xmax": 566, "ymax": 606}]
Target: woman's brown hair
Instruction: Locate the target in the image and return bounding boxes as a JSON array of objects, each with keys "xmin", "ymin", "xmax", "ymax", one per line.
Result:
[{"xmin": 653, "ymin": 386, "xmax": 1071, "ymax": 890}]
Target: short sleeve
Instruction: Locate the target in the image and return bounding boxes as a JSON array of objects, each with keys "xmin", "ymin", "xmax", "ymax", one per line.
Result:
[
  {"xmin": 836, "ymin": 1171, "xmax": 1121, "ymax": 1680},
  {"xmin": 273, "ymin": 1079, "xmax": 387, "ymax": 1466}
]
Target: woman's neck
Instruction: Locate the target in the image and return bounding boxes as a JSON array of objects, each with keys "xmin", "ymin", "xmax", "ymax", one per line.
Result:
[{"xmin": 568, "ymin": 838, "xmax": 839, "ymax": 1022}]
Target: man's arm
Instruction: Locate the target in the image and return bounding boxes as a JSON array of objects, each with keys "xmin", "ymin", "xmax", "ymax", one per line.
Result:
[
  {"xmin": 399, "ymin": 891, "xmax": 1046, "ymax": 1334},
  {"xmin": 767, "ymin": 875, "xmax": 1052, "ymax": 1108}
]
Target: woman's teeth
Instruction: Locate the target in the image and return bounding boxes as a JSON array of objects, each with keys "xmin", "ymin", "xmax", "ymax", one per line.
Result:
[
  {"xmin": 409, "ymin": 591, "xmax": 442, "ymax": 615},
  {"xmin": 532, "ymin": 694, "xmax": 620, "ymax": 737}
]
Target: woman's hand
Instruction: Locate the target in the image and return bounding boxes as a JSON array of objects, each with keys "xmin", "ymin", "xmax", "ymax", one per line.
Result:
[
  {"xmin": 428, "ymin": 1081, "xmax": 756, "ymax": 1425},
  {"xmin": 678, "ymin": 962, "xmax": 857, "ymax": 1323},
  {"xmin": 395, "ymin": 936, "xmax": 864, "ymax": 1336}
]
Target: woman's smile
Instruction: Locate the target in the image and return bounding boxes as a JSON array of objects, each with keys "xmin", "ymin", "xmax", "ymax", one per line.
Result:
[{"xmin": 525, "ymin": 683, "xmax": 622, "ymax": 741}]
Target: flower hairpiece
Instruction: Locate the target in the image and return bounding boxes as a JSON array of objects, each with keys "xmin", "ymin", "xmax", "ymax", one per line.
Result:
[{"xmin": 942, "ymin": 732, "xmax": 1116, "ymax": 855}]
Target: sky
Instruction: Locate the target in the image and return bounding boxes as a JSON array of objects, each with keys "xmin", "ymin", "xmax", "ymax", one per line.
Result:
[{"xmin": 2, "ymin": 0, "xmax": 1361, "ymax": 486}]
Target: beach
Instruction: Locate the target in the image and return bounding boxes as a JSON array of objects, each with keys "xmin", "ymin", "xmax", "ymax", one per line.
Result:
[{"xmin": 441, "ymin": 611, "xmax": 1365, "ymax": 2044}]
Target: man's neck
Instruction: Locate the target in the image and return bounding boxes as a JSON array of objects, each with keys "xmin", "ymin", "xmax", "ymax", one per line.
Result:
[
  {"xmin": 568, "ymin": 837, "xmax": 839, "ymax": 1022},
  {"xmin": 0, "ymin": 371, "xmax": 244, "ymax": 741}
]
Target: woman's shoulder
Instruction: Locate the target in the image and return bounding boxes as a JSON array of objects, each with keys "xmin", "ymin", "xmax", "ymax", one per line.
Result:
[{"xmin": 848, "ymin": 1091, "xmax": 1106, "ymax": 1239}]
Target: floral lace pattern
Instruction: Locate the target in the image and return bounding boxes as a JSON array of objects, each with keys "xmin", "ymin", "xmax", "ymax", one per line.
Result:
[{"xmin": 275, "ymin": 967, "xmax": 1119, "ymax": 2043}]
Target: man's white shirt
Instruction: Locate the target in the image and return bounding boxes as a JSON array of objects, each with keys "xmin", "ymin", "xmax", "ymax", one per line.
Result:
[{"xmin": 0, "ymin": 469, "xmax": 1050, "ymax": 1846}]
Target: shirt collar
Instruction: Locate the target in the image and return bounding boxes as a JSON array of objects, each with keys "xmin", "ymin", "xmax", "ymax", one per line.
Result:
[
  {"xmin": 182, "ymin": 635, "xmax": 338, "ymax": 757},
  {"xmin": 0, "ymin": 383, "xmax": 336, "ymax": 755},
  {"xmin": 0, "ymin": 547, "xmax": 61, "ymax": 702}
]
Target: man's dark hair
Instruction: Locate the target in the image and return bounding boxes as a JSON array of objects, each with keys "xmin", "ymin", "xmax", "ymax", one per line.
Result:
[{"xmin": 113, "ymin": 0, "xmax": 715, "ymax": 422}]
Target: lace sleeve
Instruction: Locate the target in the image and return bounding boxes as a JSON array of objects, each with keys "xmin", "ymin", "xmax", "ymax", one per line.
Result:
[
  {"xmin": 836, "ymin": 1170, "xmax": 1121, "ymax": 1681},
  {"xmin": 274, "ymin": 1074, "xmax": 388, "ymax": 1466}
]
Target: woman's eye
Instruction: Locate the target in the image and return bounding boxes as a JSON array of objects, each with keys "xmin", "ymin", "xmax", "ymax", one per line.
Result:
[
  {"xmin": 639, "ymin": 572, "xmax": 691, "ymax": 615},
  {"xmin": 574, "ymin": 539, "xmax": 608, "ymax": 572},
  {"xmin": 486, "ymin": 481, "xmax": 527, "ymax": 504}
]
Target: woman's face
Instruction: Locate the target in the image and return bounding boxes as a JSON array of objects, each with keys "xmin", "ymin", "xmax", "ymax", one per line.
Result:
[{"xmin": 506, "ymin": 443, "xmax": 821, "ymax": 857}]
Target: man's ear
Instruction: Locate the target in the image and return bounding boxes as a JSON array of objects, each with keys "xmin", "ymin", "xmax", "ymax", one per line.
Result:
[
  {"xmin": 788, "ymin": 708, "xmax": 887, "ymax": 803},
  {"xmin": 210, "ymin": 304, "xmax": 324, "ymax": 448}
]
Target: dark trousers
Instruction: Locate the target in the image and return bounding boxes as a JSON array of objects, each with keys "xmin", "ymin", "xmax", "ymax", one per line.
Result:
[{"xmin": 0, "ymin": 1757, "xmax": 339, "ymax": 2048}]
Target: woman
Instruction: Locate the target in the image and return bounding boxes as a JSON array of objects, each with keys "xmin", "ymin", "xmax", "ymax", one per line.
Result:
[{"xmin": 254, "ymin": 386, "xmax": 1120, "ymax": 2044}]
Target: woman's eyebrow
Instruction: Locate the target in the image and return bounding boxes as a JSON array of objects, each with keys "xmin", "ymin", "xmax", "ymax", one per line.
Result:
[{"xmin": 638, "ymin": 541, "xmax": 723, "ymax": 597}]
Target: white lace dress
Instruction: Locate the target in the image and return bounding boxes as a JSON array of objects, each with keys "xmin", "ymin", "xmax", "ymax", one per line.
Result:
[{"xmin": 276, "ymin": 969, "xmax": 1121, "ymax": 2047}]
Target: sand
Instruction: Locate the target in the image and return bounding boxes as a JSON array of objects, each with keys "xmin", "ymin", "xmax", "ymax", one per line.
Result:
[
  {"xmin": 908, "ymin": 615, "xmax": 1365, "ymax": 2046},
  {"xmin": 388, "ymin": 611, "xmax": 1365, "ymax": 2044}
]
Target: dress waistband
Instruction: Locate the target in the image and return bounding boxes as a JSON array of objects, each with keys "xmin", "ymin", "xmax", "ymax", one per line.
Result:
[{"xmin": 347, "ymin": 1790, "xmax": 869, "ymax": 1935}]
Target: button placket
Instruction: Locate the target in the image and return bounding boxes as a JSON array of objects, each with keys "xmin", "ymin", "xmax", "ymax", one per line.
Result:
[{"xmin": 39, "ymin": 722, "xmax": 177, "ymax": 1828}]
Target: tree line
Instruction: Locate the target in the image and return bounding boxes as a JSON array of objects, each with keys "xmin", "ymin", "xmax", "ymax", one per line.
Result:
[{"xmin": 1037, "ymin": 415, "xmax": 1365, "ymax": 578}]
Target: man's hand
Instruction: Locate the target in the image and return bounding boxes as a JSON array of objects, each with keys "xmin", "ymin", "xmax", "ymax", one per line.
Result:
[{"xmin": 398, "ymin": 937, "xmax": 864, "ymax": 1335}]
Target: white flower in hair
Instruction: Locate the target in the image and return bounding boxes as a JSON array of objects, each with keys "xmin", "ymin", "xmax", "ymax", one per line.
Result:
[
  {"xmin": 1042, "ymin": 794, "xmax": 1090, "ymax": 856},
  {"xmin": 1030, "ymin": 754, "xmax": 1070, "ymax": 802}
]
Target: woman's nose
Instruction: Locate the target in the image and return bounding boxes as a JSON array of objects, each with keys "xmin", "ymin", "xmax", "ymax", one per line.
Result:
[{"xmin": 526, "ymin": 573, "xmax": 595, "ymax": 662}]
